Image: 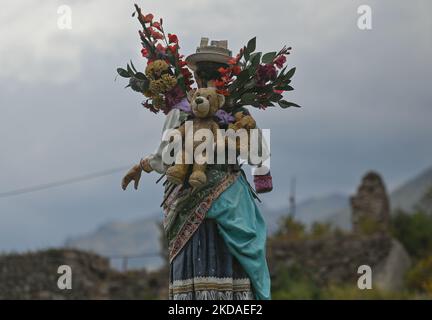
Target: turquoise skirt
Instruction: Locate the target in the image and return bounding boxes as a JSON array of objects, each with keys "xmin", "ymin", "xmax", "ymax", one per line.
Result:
[{"xmin": 207, "ymin": 175, "xmax": 271, "ymax": 300}]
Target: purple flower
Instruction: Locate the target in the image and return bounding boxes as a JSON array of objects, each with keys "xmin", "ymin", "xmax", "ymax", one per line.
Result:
[
  {"xmin": 215, "ymin": 109, "xmax": 235, "ymax": 125},
  {"xmin": 172, "ymin": 97, "xmax": 191, "ymax": 113}
]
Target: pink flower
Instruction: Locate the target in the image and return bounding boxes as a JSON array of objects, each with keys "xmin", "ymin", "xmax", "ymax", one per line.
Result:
[{"xmin": 274, "ymin": 55, "xmax": 287, "ymax": 69}]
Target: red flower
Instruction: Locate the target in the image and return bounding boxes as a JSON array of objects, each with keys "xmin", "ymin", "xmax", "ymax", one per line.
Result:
[
  {"xmin": 181, "ymin": 67, "xmax": 192, "ymax": 78},
  {"xmin": 273, "ymin": 89, "xmax": 284, "ymax": 94},
  {"xmin": 152, "ymin": 21, "xmax": 162, "ymax": 31},
  {"xmin": 228, "ymin": 58, "xmax": 237, "ymax": 65},
  {"xmin": 218, "ymin": 67, "xmax": 230, "ymax": 75},
  {"xmin": 168, "ymin": 33, "xmax": 178, "ymax": 44},
  {"xmin": 273, "ymin": 55, "xmax": 287, "ymax": 69},
  {"xmin": 143, "ymin": 13, "xmax": 153, "ymax": 23},
  {"xmin": 216, "ymin": 89, "xmax": 229, "ymax": 96},
  {"xmin": 179, "ymin": 60, "xmax": 187, "ymax": 67},
  {"xmin": 149, "ymin": 27, "xmax": 163, "ymax": 40},
  {"xmin": 141, "ymin": 47, "xmax": 149, "ymax": 57},
  {"xmin": 232, "ymin": 65, "xmax": 241, "ymax": 75},
  {"xmin": 214, "ymin": 80, "xmax": 226, "ymax": 87},
  {"xmin": 156, "ymin": 43, "xmax": 166, "ymax": 53},
  {"xmin": 168, "ymin": 44, "xmax": 178, "ymax": 54}
]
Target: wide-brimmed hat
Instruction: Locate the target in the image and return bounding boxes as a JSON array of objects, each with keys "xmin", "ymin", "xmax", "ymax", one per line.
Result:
[{"xmin": 186, "ymin": 37, "xmax": 232, "ymax": 71}]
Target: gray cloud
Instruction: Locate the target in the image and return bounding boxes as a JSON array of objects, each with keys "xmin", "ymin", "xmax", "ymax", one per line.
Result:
[{"xmin": 0, "ymin": 0, "xmax": 431, "ymax": 251}]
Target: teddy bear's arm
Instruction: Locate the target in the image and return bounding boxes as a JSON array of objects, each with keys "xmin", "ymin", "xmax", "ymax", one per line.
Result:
[
  {"xmin": 239, "ymin": 114, "xmax": 256, "ymax": 130},
  {"xmin": 177, "ymin": 123, "xmax": 186, "ymax": 138}
]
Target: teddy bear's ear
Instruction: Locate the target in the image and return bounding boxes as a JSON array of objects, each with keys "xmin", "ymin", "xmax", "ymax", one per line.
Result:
[
  {"xmin": 187, "ymin": 89, "xmax": 197, "ymax": 102},
  {"xmin": 217, "ymin": 93, "xmax": 225, "ymax": 108}
]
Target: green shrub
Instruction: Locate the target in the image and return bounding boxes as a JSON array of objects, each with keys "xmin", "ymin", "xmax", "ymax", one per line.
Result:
[
  {"xmin": 320, "ymin": 285, "xmax": 411, "ymax": 300},
  {"xmin": 391, "ymin": 210, "xmax": 432, "ymax": 259},
  {"xmin": 275, "ymin": 216, "xmax": 306, "ymax": 240},
  {"xmin": 406, "ymin": 255, "xmax": 432, "ymax": 297},
  {"xmin": 271, "ymin": 265, "xmax": 320, "ymax": 300}
]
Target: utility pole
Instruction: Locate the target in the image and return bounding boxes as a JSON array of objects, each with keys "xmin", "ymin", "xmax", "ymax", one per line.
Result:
[{"xmin": 289, "ymin": 177, "xmax": 296, "ymax": 218}]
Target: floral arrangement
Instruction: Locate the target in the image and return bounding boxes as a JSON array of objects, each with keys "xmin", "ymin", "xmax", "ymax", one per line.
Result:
[
  {"xmin": 116, "ymin": 4, "xmax": 194, "ymax": 114},
  {"xmin": 215, "ymin": 37, "xmax": 300, "ymax": 111},
  {"xmin": 116, "ymin": 5, "xmax": 299, "ymax": 115}
]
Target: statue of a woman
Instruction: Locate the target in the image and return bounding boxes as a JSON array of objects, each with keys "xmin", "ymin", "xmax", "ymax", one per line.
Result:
[{"xmin": 122, "ymin": 39, "xmax": 271, "ymax": 300}]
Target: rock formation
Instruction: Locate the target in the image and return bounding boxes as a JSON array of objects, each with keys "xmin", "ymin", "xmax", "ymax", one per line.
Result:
[{"xmin": 351, "ymin": 171, "xmax": 390, "ymax": 233}]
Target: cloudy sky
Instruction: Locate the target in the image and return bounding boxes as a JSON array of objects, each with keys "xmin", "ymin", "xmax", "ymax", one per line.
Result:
[{"xmin": 0, "ymin": 0, "xmax": 431, "ymax": 252}]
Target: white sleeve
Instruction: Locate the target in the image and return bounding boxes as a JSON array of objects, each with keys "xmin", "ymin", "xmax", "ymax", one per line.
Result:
[
  {"xmin": 247, "ymin": 127, "xmax": 271, "ymax": 175},
  {"xmin": 145, "ymin": 109, "xmax": 182, "ymax": 174}
]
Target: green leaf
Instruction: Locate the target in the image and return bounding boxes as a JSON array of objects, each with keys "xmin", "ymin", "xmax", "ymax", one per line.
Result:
[
  {"xmin": 274, "ymin": 84, "xmax": 294, "ymax": 91},
  {"xmin": 237, "ymin": 69, "xmax": 250, "ymax": 83},
  {"xmin": 262, "ymin": 52, "xmax": 277, "ymax": 64},
  {"xmin": 244, "ymin": 48, "xmax": 250, "ymax": 61},
  {"xmin": 270, "ymin": 93, "xmax": 283, "ymax": 102},
  {"xmin": 127, "ymin": 64, "xmax": 134, "ymax": 76},
  {"xmin": 284, "ymin": 67, "xmax": 296, "ymax": 80},
  {"xmin": 244, "ymin": 79, "xmax": 256, "ymax": 90},
  {"xmin": 278, "ymin": 100, "xmax": 301, "ymax": 108},
  {"xmin": 247, "ymin": 37, "xmax": 256, "ymax": 54},
  {"xmin": 117, "ymin": 68, "xmax": 131, "ymax": 78},
  {"xmin": 241, "ymin": 92, "xmax": 256, "ymax": 104},
  {"xmin": 134, "ymin": 72, "xmax": 147, "ymax": 80},
  {"xmin": 130, "ymin": 60, "xmax": 137, "ymax": 73},
  {"xmin": 250, "ymin": 52, "xmax": 262, "ymax": 69}
]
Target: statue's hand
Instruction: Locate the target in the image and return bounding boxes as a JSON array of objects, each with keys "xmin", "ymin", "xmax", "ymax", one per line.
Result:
[{"xmin": 121, "ymin": 164, "xmax": 142, "ymax": 190}]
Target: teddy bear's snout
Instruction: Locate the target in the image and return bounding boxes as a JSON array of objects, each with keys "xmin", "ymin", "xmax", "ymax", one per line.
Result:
[{"xmin": 195, "ymin": 97, "xmax": 204, "ymax": 104}]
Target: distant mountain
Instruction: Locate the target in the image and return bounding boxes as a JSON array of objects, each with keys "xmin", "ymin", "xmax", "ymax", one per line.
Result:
[
  {"xmin": 390, "ymin": 167, "xmax": 432, "ymax": 212},
  {"xmin": 65, "ymin": 166, "xmax": 432, "ymax": 269},
  {"xmin": 65, "ymin": 215, "xmax": 163, "ymax": 270},
  {"xmin": 262, "ymin": 194, "xmax": 349, "ymax": 233}
]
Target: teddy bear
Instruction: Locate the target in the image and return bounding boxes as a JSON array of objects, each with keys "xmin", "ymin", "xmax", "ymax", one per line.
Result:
[{"xmin": 165, "ymin": 87, "xmax": 225, "ymax": 188}]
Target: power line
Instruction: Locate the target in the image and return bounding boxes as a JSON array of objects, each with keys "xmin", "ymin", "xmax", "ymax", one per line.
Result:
[{"xmin": 0, "ymin": 165, "xmax": 131, "ymax": 199}]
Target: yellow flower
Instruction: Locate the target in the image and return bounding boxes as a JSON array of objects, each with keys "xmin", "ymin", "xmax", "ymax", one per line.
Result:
[
  {"xmin": 148, "ymin": 74, "xmax": 177, "ymax": 95},
  {"xmin": 161, "ymin": 73, "xmax": 177, "ymax": 91},
  {"xmin": 145, "ymin": 60, "xmax": 169, "ymax": 80},
  {"xmin": 152, "ymin": 95, "xmax": 165, "ymax": 109},
  {"xmin": 149, "ymin": 79, "xmax": 164, "ymax": 94}
]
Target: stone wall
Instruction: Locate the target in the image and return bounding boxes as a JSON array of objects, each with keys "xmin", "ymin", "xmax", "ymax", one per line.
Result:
[
  {"xmin": 268, "ymin": 233, "xmax": 393, "ymax": 286},
  {"xmin": 268, "ymin": 231, "xmax": 411, "ymax": 291},
  {"xmin": 0, "ymin": 249, "xmax": 168, "ymax": 299}
]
